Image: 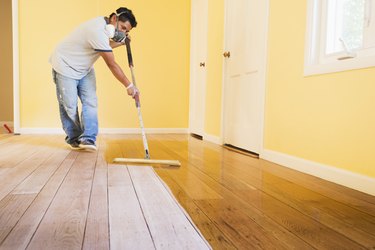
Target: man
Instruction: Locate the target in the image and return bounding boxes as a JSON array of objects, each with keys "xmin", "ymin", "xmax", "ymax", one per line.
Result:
[{"xmin": 50, "ymin": 7, "xmax": 138, "ymax": 151}]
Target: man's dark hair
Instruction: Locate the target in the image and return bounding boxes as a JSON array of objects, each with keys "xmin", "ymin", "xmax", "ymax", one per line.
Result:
[{"xmin": 109, "ymin": 7, "xmax": 137, "ymax": 28}]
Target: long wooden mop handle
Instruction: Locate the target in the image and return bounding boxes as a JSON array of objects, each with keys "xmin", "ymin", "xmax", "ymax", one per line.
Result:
[
  {"xmin": 125, "ymin": 38, "xmax": 140, "ymax": 107},
  {"xmin": 125, "ymin": 38, "xmax": 134, "ymax": 68},
  {"xmin": 124, "ymin": 38, "xmax": 150, "ymax": 159}
]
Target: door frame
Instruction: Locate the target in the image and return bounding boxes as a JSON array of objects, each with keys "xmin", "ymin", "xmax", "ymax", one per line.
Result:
[
  {"xmin": 12, "ymin": 0, "xmax": 20, "ymax": 134},
  {"xmin": 189, "ymin": 0, "xmax": 208, "ymax": 137},
  {"xmin": 220, "ymin": 0, "xmax": 270, "ymax": 155}
]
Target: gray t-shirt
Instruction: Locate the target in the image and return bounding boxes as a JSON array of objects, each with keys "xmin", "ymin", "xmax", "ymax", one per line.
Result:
[{"xmin": 50, "ymin": 16, "xmax": 112, "ymax": 79}]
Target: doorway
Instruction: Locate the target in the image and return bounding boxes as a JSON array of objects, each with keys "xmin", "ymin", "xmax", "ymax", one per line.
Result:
[
  {"xmin": 0, "ymin": 0, "xmax": 14, "ymax": 134},
  {"xmin": 222, "ymin": 0, "xmax": 269, "ymax": 155},
  {"xmin": 189, "ymin": 0, "xmax": 208, "ymax": 139}
]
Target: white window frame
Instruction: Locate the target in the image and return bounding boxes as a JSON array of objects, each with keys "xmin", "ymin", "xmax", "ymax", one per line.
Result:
[{"xmin": 305, "ymin": 0, "xmax": 375, "ymax": 76}]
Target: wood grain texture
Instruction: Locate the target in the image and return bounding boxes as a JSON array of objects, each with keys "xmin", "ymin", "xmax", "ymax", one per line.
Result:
[
  {"xmin": 27, "ymin": 151, "xmax": 97, "ymax": 250},
  {"xmin": 128, "ymin": 166, "xmax": 211, "ymax": 249},
  {"xmin": 0, "ymin": 134, "xmax": 373, "ymax": 249},
  {"xmin": 0, "ymin": 152, "xmax": 78, "ymax": 250},
  {"xmin": 0, "ymin": 194, "xmax": 36, "ymax": 243},
  {"xmin": 82, "ymin": 138, "xmax": 110, "ymax": 250},
  {"xmin": 108, "ymin": 164, "xmax": 155, "ymax": 249}
]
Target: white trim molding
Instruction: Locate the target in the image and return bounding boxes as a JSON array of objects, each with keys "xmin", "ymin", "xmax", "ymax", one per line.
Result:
[
  {"xmin": 220, "ymin": 0, "xmax": 270, "ymax": 155},
  {"xmin": 203, "ymin": 133, "xmax": 222, "ymax": 145},
  {"xmin": 12, "ymin": 0, "xmax": 20, "ymax": 134},
  {"xmin": 261, "ymin": 149, "xmax": 375, "ymax": 196},
  {"xmin": 100, "ymin": 128, "xmax": 188, "ymax": 134},
  {"xmin": 304, "ymin": 0, "xmax": 375, "ymax": 76},
  {"xmin": 19, "ymin": 128, "xmax": 188, "ymax": 135}
]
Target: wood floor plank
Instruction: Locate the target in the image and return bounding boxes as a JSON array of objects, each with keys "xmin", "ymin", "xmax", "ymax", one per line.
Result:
[
  {"xmin": 153, "ymin": 136, "xmax": 370, "ymax": 249},
  {"xmin": 0, "ymin": 147, "xmax": 72, "ymax": 246},
  {"xmin": 0, "ymin": 140, "xmax": 57, "ymax": 201},
  {"xmin": 0, "ymin": 169, "xmax": 9, "ymax": 176},
  {"xmin": 0, "ymin": 134, "xmax": 22, "ymax": 146},
  {"xmin": 0, "ymin": 134, "xmax": 373, "ymax": 249},
  {"xmin": 174, "ymin": 138, "xmax": 368, "ymax": 249},
  {"xmin": 163, "ymin": 169, "xmax": 306, "ymax": 249},
  {"xmin": 155, "ymin": 169, "xmax": 236, "ymax": 250},
  {"xmin": 82, "ymin": 138, "xmax": 109, "ymax": 250},
  {"xmin": 163, "ymin": 170, "xmax": 222, "ymax": 200},
  {"xmin": 0, "ymin": 135, "xmax": 59, "ymax": 163},
  {"xmin": 27, "ymin": 151, "xmax": 97, "ymax": 250},
  {"xmin": 128, "ymin": 166, "xmax": 211, "ymax": 249},
  {"xmin": 196, "ymin": 137, "xmax": 375, "ymax": 208},
  {"xmin": 120, "ymin": 138, "xmax": 222, "ymax": 200},
  {"xmin": 225, "ymin": 167, "xmax": 375, "ymax": 248},
  {"xmin": 0, "ymin": 134, "xmax": 28, "ymax": 144},
  {"xmin": 174, "ymin": 136, "xmax": 375, "ymax": 247},
  {"xmin": 102, "ymin": 135, "xmax": 126, "ymax": 163},
  {"xmin": 237, "ymin": 189, "xmax": 367, "ymax": 250},
  {"xmin": 196, "ymin": 198, "xmax": 291, "ymax": 250},
  {"xmin": 0, "ymin": 136, "xmax": 43, "ymax": 168},
  {"xmin": 114, "ymin": 136, "xmax": 149, "ymax": 161},
  {"xmin": 258, "ymin": 171, "xmax": 375, "ymax": 247},
  {"xmin": 118, "ymin": 136, "xmax": 234, "ymax": 249},
  {"xmin": 0, "ymin": 152, "xmax": 78, "ymax": 250},
  {"xmin": 108, "ymin": 164, "xmax": 154, "ymax": 250},
  {"xmin": 188, "ymin": 151, "xmax": 368, "ymax": 249},
  {"xmin": 149, "ymin": 136, "xmax": 312, "ymax": 249},
  {"xmin": 12, "ymin": 148, "xmax": 70, "ymax": 194},
  {"xmin": 261, "ymin": 159, "xmax": 375, "ymax": 213},
  {"xmin": 210, "ymin": 141, "xmax": 375, "ymax": 211},
  {"xmin": 148, "ymin": 137, "xmax": 287, "ymax": 249},
  {"xmin": 0, "ymin": 194, "xmax": 36, "ymax": 243},
  {"xmin": 194, "ymin": 179, "xmax": 314, "ymax": 250},
  {"xmin": 188, "ymin": 145, "xmax": 375, "ymax": 248}
]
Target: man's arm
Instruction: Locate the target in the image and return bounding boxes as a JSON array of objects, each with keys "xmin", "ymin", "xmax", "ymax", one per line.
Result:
[
  {"xmin": 99, "ymin": 51, "xmax": 138, "ymax": 97},
  {"xmin": 100, "ymin": 51, "xmax": 130, "ymax": 87},
  {"xmin": 109, "ymin": 41, "xmax": 124, "ymax": 49}
]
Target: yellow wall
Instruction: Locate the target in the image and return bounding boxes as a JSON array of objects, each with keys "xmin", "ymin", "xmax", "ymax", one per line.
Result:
[
  {"xmin": 265, "ymin": 0, "xmax": 375, "ymax": 177},
  {"xmin": 19, "ymin": 0, "xmax": 190, "ymax": 128},
  {"xmin": 17, "ymin": 0, "xmax": 375, "ymax": 179},
  {"xmin": 0, "ymin": 0, "xmax": 13, "ymax": 121},
  {"xmin": 204, "ymin": 0, "xmax": 224, "ymax": 136}
]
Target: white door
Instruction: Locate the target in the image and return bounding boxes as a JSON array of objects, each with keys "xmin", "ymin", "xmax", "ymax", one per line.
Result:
[
  {"xmin": 189, "ymin": 0, "xmax": 208, "ymax": 137},
  {"xmin": 223, "ymin": 0, "xmax": 269, "ymax": 154}
]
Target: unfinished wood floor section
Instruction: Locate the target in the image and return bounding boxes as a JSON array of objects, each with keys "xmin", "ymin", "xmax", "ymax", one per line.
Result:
[{"xmin": 0, "ymin": 134, "xmax": 374, "ymax": 249}]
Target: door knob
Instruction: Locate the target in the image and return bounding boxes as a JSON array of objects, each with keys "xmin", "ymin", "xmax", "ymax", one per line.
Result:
[
  {"xmin": 200, "ymin": 62, "xmax": 206, "ymax": 67},
  {"xmin": 223, "ymin": 51, "xmax": 231, "ymax": 58}
]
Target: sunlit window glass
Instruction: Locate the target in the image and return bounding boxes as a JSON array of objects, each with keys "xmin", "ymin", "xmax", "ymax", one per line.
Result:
[{"xmin": 326, "ymin": 0, "xmax": 365, "ymax": 54}]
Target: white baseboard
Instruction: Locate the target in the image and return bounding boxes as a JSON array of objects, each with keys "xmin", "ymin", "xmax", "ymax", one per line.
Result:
[
  {"xmin": 100, "ymin": 128, "xmax": 188, "ymax": 134},
  {"xmin": 19, "ymin": 128, "xmax": 64, "ymax": 134},
  {"xmin": 19, "ymin": 127, "xmax": 188, "ymax": 135},
  {"xmin": 261, "ymin": 149, "xmax": 375, "ymax": 196},
  {"xmin": 203, "ymin": 133, "xmax": 222, "ymax": 145}
]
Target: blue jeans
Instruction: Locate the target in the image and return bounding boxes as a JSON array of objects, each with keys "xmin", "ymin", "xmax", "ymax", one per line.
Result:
[{"xmin": 52, "ymin": 69, "xmax": 98, "ymax": 144}]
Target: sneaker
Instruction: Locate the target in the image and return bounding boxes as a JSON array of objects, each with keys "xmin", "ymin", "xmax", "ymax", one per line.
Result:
[
  {"xmin": 79, "ymin": 140, "xmax": 97, "ymax": 151},
  {"xmin": 68, "ymin": 141, "xmax": 82, "ymax": 151}
]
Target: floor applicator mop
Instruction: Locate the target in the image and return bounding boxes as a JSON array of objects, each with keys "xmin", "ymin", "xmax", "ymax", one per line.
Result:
[{"xmin": 113, "ymin": 38, "xmax": 181, "ymax": 167}]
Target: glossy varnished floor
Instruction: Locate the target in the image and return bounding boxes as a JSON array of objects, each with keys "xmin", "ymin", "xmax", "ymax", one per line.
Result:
[{"xmin": 0, "ymin": 134, "xmax": 374, "ymax": 249}]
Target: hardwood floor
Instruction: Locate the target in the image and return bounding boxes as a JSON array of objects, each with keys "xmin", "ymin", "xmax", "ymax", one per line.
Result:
[{"xmin": 0, "ymin": 134, "xmax": 374, "ymax": 249}]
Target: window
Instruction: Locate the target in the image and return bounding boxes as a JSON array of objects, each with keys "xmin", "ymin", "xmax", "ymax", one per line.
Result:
[{"xmin": 305, "ymin": 0, "xmax": 375, "ymax": 75}]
